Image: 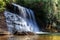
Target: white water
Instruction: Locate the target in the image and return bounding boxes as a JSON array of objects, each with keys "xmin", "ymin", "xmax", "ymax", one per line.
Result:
[{"xmin": 4, "ymin": 3, "xmax": 40, "ymax": 34}]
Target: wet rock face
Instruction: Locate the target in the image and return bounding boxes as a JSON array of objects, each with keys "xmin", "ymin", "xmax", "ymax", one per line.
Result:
[
  {"xmin": 0, "ymin": 12, "xmax": 8, "ymax": 31},
  {"xmin": 6, "ymin": 3, "xmax": 19, "ymax": 15}
]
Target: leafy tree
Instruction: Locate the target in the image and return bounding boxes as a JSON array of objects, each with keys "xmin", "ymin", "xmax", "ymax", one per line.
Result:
[
  {"xmin": 0, "ymin": 0, "xmax": 5, "ymax": 12},
  {"xmin": 0, "ymin": 0, "xmax": 15, "ymax": 12}
]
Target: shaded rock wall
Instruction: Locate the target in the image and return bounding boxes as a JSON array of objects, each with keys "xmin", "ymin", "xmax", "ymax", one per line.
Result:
[{"xmin": 0, "ymin": 12, "xmax": 8, "ymax": 31}]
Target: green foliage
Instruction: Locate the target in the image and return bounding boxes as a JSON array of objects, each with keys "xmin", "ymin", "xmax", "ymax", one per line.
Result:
[
  {"xmin": 0, "ymin": 0, "xmax": 15, "ymax": 12},
  {"xmin": 53, "ymin": 0, "xmax": 60, "ymax": 28},
  {"xmin": 0, "ymin": 0, "xmax": 6, "ymax": 12}
]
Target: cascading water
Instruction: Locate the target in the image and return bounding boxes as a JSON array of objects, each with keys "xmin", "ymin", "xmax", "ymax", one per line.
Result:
[{"xmin": 4, "ymin": 3, "xmax": 40, "ymax": 34}]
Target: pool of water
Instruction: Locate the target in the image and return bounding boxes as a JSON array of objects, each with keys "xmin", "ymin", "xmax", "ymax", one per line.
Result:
[{"xmin": 0, "ymin": 35, "xmax": 60, "ymax": 40}]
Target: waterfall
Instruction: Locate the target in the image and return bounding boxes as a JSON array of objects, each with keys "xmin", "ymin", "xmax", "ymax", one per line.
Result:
[{"xmin": 4, "ymin": 3, "xmax": 40, "ymax": 34}]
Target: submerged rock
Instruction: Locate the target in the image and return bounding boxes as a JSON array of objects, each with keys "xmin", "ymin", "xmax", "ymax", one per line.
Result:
[{"xmin": 14, "ymin": 31, "xmax": 34, "ymax": 35}]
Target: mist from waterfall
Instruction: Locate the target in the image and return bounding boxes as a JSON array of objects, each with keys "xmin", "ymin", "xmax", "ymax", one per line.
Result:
[{"xmin": 4, "ymin": 3, "xmax": 40, "ymax": 34}]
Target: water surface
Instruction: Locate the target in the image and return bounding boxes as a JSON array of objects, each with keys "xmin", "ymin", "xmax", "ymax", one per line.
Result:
[{"xmin": 0, "ymin": 35, "xmax": 59, "ymax": 40}]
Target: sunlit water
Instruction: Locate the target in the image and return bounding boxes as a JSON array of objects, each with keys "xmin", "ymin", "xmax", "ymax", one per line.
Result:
[
  {"xmin": 4, "ymin": 3, "xmax": 40, "ymax": 34},
  {"xmin": 0, "ymin": 35, "xmax": 60, "ymax": 40}
]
